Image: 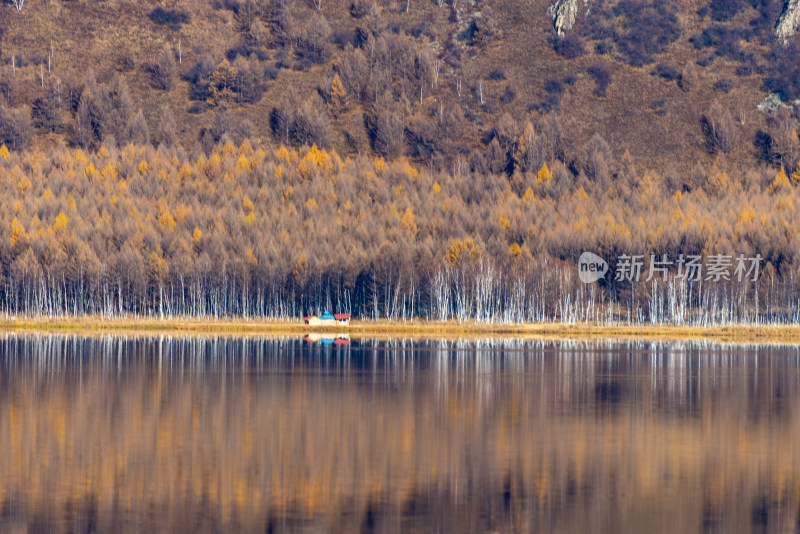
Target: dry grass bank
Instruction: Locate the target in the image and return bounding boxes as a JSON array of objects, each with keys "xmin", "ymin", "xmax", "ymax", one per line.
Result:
[{"xmin": 0, "ymin": 316, "xmax": 798, "ymax": 344}]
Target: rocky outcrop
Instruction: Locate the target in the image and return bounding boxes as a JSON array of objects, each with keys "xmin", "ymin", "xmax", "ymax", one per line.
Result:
[
  {"xmin": 549, "ymin": 0, "xmax": 590, "ymax": 36},
  {"xmin": 776, "ymin": 0, "xmax": 800, "ymax": 41},
  {"xmin": 550, "ymin": 0, "xmax": 800, "ymax": 41}
]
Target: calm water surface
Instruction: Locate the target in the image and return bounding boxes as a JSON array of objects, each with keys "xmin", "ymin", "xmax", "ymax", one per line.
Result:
[{"xmin": 0, "ymin": 335, "xmax": 799, "ymax": 533}]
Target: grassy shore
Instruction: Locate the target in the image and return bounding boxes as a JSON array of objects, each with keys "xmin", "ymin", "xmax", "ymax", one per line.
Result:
[{"xmin": 0, "ymin": 316, "xmax": 797, "ymax": 344}]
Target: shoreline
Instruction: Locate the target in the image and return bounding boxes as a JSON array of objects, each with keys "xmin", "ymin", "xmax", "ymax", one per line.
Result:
[{"xmin": 0, "ymin": 317, "xmax": 797, "ymax": 344}]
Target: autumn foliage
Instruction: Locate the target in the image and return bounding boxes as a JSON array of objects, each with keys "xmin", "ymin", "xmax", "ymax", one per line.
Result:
[{"xmin": 0, "ymin": 138, "xmax": 796, "ymax": 322}]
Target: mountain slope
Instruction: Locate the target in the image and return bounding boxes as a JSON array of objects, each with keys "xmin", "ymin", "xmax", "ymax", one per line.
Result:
[{"xmin": 0, "ymin": 0, "xmax": 797, "ymax": 176}]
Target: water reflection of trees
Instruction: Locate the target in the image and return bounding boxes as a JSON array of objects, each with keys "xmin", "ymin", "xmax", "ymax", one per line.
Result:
[{"xmin": 0, "ymin": 335, "xmax": 798, "ymax": 533}]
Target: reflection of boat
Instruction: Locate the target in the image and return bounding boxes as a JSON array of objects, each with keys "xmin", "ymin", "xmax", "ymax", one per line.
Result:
[{"xmin": 303, "ymin": 333, "xmax": 350, "ymax": 345}]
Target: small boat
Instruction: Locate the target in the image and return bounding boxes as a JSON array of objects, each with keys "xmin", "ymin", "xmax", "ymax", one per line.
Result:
[{"xmin": 303, "ymin": 310, "xmax": 351, "ymax": 326}]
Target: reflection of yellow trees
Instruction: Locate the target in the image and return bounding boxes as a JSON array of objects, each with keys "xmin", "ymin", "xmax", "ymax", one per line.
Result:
[{"xmin": 0, "ymin": 338, "xmax": 799, "ymax": 531}]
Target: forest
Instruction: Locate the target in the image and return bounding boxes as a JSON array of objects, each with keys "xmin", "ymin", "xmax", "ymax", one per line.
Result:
[
  {"xmin": 0, "ymin": 137, "xmax": 797, "ymax": 324},
  {"xmin": 1, "ymin": 0, "xmax": 800, "ymax": 323}
]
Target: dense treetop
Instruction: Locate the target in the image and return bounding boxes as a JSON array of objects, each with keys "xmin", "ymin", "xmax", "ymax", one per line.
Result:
[{"xmin": 0, "ymin": 138, "xmax": 796, "ymax": 322}]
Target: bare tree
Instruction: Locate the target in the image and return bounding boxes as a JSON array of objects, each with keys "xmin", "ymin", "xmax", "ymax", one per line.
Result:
[
  {"xmin": 236, "ymin": 0, "xmax": 260, "ymax": 33},
  {"xmin": 298, "ymin": 15, "xmax": 331, "ymax": 64},
  {"xmin": 155, "ymin": 106, "xmax": 178, "ymax": 147},
  {"xmin": 32, "ymin": 79, "xmax": 63, "ymax": 133},
  {"xmin": 126, "ymin": 109, "xmax": 150, "ymax": 146},
  {"xmin": 270, "ymin": 98, "xmax": 294, "ymax": 144},
  {"xmin": 0, "ymin": 106, "xmax": 32, "ymax": 150},
  {"xmin": 292, "ymin": 97, "xmax": 330, "ymax": 147},
  {"xmin": 149, "ymin": 44, "xmax": 177, "ymax": 91},
  {"xmin": 767, "ymin": 106, "xmax": 800, "ymax": 169},
  {"xmin": 701, "ymin": 100, "xmax": 736, "ymax": 155},
  {"xmin": 366, "ymin": 107, "xmax": 403, "ymax": 157},
  {"xmin": 10, "ymin": 0, "xmax": 25, "ymax": 11}
]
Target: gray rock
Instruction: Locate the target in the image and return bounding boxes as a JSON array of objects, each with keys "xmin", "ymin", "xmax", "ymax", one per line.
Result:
[
  {"xmin": 757, "ymin": 93, "xmax": 783, "ymax": 115},
  {"xmin": 776, "ymin": 0, "xmax": 800, "ymax": 41},
  {"xmin": 549, "ymin": 0, "xmax": 590, "ymax": 36}
]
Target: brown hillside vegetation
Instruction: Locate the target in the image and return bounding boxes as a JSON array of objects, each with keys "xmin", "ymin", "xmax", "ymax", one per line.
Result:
[
  {"xmin": 1, "ymin": 0, "xmax": 800, "ymax": 322},
  {"xmin": 0, "ymin": 0, "xmax": 799, "ymax": 171}
]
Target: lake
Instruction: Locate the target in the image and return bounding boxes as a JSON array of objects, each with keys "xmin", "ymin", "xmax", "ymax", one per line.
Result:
[{"xmin": 0, "ymin": 334, "xmax": 798, "ymax": 533}]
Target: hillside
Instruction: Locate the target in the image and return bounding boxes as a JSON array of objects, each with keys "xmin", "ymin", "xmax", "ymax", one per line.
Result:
[
  {"xmin": 0, "ymin": 0, "xmax": 798, "ymax": 175},
  {"xmin": 0, "ymin": 0, "xmax": 800, "ymax": 323}
]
